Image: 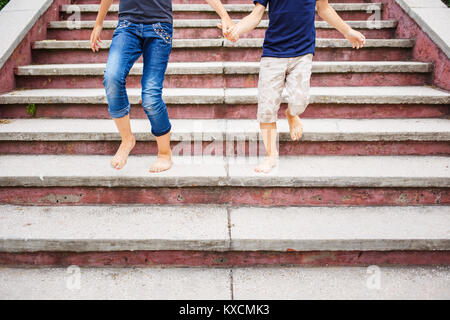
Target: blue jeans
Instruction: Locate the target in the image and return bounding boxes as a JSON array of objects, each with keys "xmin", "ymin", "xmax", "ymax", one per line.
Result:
[{"xmin": 103, "ymin": 20, "xmax": 173, "ymax": 137}]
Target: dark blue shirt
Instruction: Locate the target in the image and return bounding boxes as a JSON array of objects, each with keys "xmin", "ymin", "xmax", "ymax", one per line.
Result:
[
  {"xmin": 254, "ymin": 0, "xmax": 316, "ymax": 58},
  {"xmin": 119, "ymin": 0, "xmax": 172, "ymax": 25}
]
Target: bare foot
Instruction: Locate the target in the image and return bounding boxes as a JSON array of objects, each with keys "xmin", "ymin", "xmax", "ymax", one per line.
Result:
[
  {"xmin": 150, "ymin": 154, "xmax": 173, "ymax": 173},
  {"xmin": 254, "ymin": 155, "xmax": 278, "ymax": 174},
  {"xmin": 111, "ymin": 136, "xmax": 136, "ymax": 170},
  {"xmin": 286, "ymin": 109, "xmax": 303, "ymax": 141}
]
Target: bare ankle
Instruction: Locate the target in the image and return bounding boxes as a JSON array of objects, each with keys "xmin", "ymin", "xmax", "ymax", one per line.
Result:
[
  {"xmin": 267, "ymin": 152, "xmax": 279, "ymax": 159},
  {"xmin": 121, "ymin": 135, "xmax": 135, "ymax": 143},
  {"xmin": 286, "ymin": 109, "xmax": 295, "ymax": 119},
  {"xmin": 157, "ymin": 150, "xmax": 172, "ymax": 160}
]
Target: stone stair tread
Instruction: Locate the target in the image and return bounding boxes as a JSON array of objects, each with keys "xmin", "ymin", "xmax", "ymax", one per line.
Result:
[
  {"xmin": 16, "ymin": 61, "xmax": 433, "ymax": 76},
  {"xmin": 231, "ymin": 206, "xmax": 450, "ymax": 251},
  {"xmin": 48, "ymin": 19, "xmax": 398, "ymax": 29},
  {"xmin": 0, "ymin": 155, "xmax": 448, "ymax": 187},
  {"xmin": 0, "ymin": 86, "xmax": 448, "ymax": 104},
  {"xmin": 0, "ymin": 205, "xmax": 448, "ymax": 252},
  {"xmin": 1, "ymin": 118, "xmax": 449, "ymax": 141},
  {"xmin": 0, "ymin": 205, "xmax": 229, "ymax": 252},
  {"xmin": 225, "ymin": 86, "xmax": 450, "ymax": 104},
  {"xmin": 61, "ymin": 3, "xmax": 382, "ymax": 12},
  {"xmin": 0, "ymin": 267, "xmax": 232, "ymax": 300},
  {"xmin": 32, "ymin": 38, "xmax": 415, "ymax": 49},
  {"xmin": 2, "ymin": 266, "xmax": 449, "ymax": 300}
]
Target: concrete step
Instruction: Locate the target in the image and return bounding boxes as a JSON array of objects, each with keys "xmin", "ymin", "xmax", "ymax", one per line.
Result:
[
  {"xmin": 48, "ymin": 20, "xmax": 398, "ymax": 40},
  {"xmin": 1, "ymin": 118, "xmax": 448, "ymax": 156},
  {"xmin": 2, "ymin": 118, "xmax": 449, "ymax": 156},
  {"xmin": 18, "ymin": 61, "xmax": 431, "ymax": 76},
  {"xmin": 0, "ymin": 267, "xmax": 231, "ymax": 300},
  {"xmin": 31, "ymin": 38, "xmax": 414, "ymax": 64},
  {"xmin": 0, "ymin": 155, "xmax": 449, "ymax": 188},
  {"xmin": 49, "ymin": 19, "xmax": 397, "ymax": 30},
  {"xmin": 1, "ymin": 86, "xmax": 448, "ymax": 120},
  {"xmin": 1, "ymin": 118, "xmax": 448, "ymax": 142},
  {"xmin": 15, "ymin": 61, "xmax": 432, "ymax": 89},
  {"xmin": 62, "ymin": 3, "xmax": 382, "ymax": 13},
  {"xmin": 0, "ymin": 205, "xmax": 449, "ymax": 252},
  {"xmin": 1, "ymin": 86, "xmax": 447, "ymax": 105},
  {"xmin": 224, "ymin": 86, "xmax": 450, "ymax": 105},
  {"xmin": 61, "ymin": 3, "xmax": 382, "ymax": 20},
  {"xmin": 33, "ymin": 38, "xmax": 414, "ymax": 50},
  {"xmin": 0, "ymin": 155, "xmax": 447, "ymax": 206},
  {"xmin": 1, "ymin": 266, "xmax": 449, "ymax": 299}
]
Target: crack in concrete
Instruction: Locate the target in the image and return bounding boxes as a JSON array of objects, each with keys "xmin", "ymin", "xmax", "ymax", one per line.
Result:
[
  {"xmin": 229, "ymin": 268, "xmax": 234, "ymax": 300},
  {"xmin": 226, "ymin": 206, "xmax": 232, "ymax": 250}
]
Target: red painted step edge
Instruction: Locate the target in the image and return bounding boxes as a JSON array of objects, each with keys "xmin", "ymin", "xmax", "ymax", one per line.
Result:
[
  {"xmin": 1, "ymin": 187, "xmax": 448, "ymax": 206},
  {"xmin": 1, "ymin": 141, "xmax": 449, "ymax": 156},
  {"xmin": 1, "ymin": 250, "xmax": 449, "ymax": 267},
  {"xmin": 1, "ymin": 103, "xmax": 447, "ymax": 120}
]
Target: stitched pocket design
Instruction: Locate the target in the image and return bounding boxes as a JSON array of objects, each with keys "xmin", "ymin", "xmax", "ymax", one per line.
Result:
[
  {"xmin": 116, "ymin": 20, "xmax": 130, "ymax": 30},
  {"xmin": 152, "ymin": 23, "xmax": 172, "ymax": 45}
]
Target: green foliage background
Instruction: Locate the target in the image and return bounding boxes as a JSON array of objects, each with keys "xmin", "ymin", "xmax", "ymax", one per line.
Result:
[{"xmin": 0, "ymin": 0, "xmax": 10, "ymax": 10}]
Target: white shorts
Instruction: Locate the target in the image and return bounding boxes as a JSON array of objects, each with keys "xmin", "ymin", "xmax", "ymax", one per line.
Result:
[{"xmin": 257, "ymin": 53, "xmax": 313, "ymax": 123}]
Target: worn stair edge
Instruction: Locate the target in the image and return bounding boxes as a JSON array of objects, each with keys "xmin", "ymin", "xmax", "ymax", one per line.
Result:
[
  {"xmin": 0, "ymin": 87, "xmax": 448, "ymax": 105},
  {"xmin": 16, "ymin": 61, "xmax": 433, "ymax": 76},
  {"xmin": 61, "ymin": 3, "xmax": 383, "ymax": 13},
  {"xmin": 224, "ymin": 87, "xmax": 450, "ymax": 105},
  {"xmin": 48, "ymin": 19, "xmax": 398, "ymax": 29},
  {"xmin": 0, "ymin": 118, "xmax": 449, "ymax": 142},
  {"xmin": 0, "ymin": 155, "xmax": 449, "ymax": 188},
  {"xmin": 32, "ymin": 38, "xmax": 415, "ymax": 49},
  {"xmin": 0, "ymin": 205, "xmax": 448, "ymax": 252}
]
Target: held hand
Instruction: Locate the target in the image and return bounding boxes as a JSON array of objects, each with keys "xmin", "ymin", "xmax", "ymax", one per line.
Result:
[
  {"xmin": 227, "ymin": 24, "xmax": 241, "ymax": 42},
  {"xmin": 344, "ymin": 29, "xmax": 366, "ymax": 49},
  {"xmin": 90, "ymin": 25, "xmax": 103, "ymax": 52},
  {"xmin": 217, "ymin": 18, "xmax": 236, "ymax": 42}
]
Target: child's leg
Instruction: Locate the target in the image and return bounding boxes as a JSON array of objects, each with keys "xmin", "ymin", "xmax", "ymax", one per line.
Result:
[
  {"xmin": 142, "ymin": 23, "xmax": 173, "ymax": 173},
  {"xmin": 255, "ymin": 57, "xmax": 288, "ymax": 173},
  {"xmin": 111, "ymin": 115, "xmax": 136, "ymax": 170},
  {"xmin": 103, "ymin": 23, "xmax": 143, "ymax": 169},
  {"xmin": 285, "ymin": 54, "xmax": 313, "ymax": 141},
  {"xmin": 255, "ymin": 122, "xmax": 278, "ymax": 173}
]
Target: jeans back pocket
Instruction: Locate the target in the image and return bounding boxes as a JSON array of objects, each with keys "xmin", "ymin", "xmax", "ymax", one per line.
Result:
[
  {"xmin": 116, "ymin": 20, "xmax": 130, "ymax": 30},
  {"xmin": 152, "ymin": 22, "xmax": 172, "ymax": 45}
]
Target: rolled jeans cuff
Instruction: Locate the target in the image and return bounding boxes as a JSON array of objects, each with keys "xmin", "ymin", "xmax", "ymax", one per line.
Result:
[
  {"xmin": 109, "ymin": 104, "xmax": 130, "ymax": 119},
  {"xmin": 152, "ymin": 123, "xmax": 172, "ymax": 137}
]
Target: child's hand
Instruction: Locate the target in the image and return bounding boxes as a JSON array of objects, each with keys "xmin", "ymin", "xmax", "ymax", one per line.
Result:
[
  {"xmin": 217, "ymin": 20, "xmax": 236, "ymax": 42},
  {"xmin": 90, "ymin": 25, "xmax": 103, "ymax": 52},
  {"xmin": 227, "ymin": 24, "xmax": 242, "ymax": 42},
  {"xmin": 217, "ymin": 18, "xmax": 235, "ymax": 41},
  {"xmin": 344, "ymin": 29, "xmax": 366, "ymax": 49}
]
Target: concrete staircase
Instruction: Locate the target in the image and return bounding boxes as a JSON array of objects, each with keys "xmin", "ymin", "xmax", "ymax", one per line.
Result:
[{"xmin": 0, "ymin": 0, "xmax": 449, "ymax": 299}]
